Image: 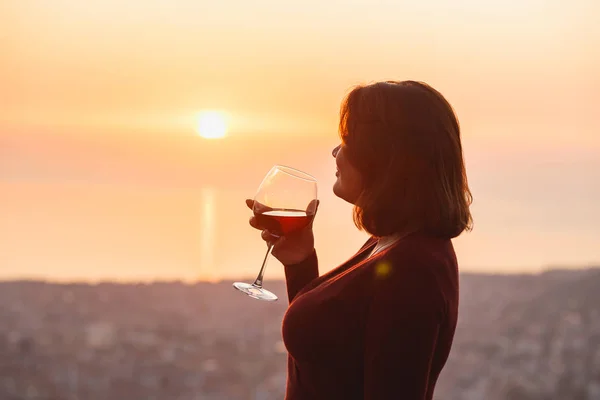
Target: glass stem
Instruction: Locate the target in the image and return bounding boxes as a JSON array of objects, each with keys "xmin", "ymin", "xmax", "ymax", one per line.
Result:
[{"xmin": 253, "ymin": 242, "xmax": 274, "ymax": 288}]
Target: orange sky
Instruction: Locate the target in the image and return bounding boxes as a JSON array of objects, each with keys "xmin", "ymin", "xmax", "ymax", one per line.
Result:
[
  {"xmin": 2, "ymin": 0, "xmax": 599, "ymax": 143},
  {"xmin": 1, "ymin": 0, "xmax": 599, "ymax": 281}
]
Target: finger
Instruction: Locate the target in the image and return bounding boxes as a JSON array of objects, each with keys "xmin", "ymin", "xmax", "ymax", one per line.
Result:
[
  {"xmin": 249, "ymin": 216, "xmax": 270, "ymax": 231},
  {"xmin": 249, "ymin": 216, "xmax": 260, "ymax": 229},
  {"xmin": 249, "ymin": 200, "xmax": 273, "ymax": 213},
  {"xmin": 262, "ymin": 229, "xmax": 282, "ymax": 245},
  {"xmin": 306, "ymin": 199, "xmax": 320, "ymax": 215},
  {"xmin": 270, "ymin": 235, "xmax": 286, "ymax": 251},
  {"xmin": 261, "ymin": 229, "xmax": 276, "ymax": 241}
]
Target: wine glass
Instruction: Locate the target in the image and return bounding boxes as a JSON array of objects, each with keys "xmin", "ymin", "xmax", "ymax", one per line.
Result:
[{"xmin": 233, "ymin": 165, "xmax": 318, "ymax": 301}]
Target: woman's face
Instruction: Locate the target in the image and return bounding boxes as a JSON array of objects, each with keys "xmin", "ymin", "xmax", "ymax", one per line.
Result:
[{"xmin": 332, "ymin": 144, "xmax": 363, "ymax": 204}]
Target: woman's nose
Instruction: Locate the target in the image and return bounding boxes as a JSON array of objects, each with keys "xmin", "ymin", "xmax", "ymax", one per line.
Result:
[{"xmin": 332, "ymin": 145, "xmax": 341, "ymax": 158}]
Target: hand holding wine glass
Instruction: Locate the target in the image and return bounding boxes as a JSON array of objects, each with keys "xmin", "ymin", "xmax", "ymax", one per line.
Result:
[
  {"xmin": 246, "ymin": 198, "xmax": 319, "ymax": 266},
  {"xmin": 233, "ymin": 165, "xmax": 318, "ymax": 301}
]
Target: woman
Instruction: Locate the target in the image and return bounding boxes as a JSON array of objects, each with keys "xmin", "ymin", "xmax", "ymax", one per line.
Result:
[{"xmin": 247, "ymin": 80, "xmax": 473, "ymax": 399}]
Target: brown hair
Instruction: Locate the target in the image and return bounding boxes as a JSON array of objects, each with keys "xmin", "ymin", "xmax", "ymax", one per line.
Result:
[{"xmin": 339, "ymin": 80, "xmax": 473, "ymax": 239}]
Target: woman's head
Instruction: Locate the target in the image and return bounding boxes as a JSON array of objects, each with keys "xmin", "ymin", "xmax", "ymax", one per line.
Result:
[{"xmin": 332, "ymin": 80, "xmax": 473, "ymax": 239}]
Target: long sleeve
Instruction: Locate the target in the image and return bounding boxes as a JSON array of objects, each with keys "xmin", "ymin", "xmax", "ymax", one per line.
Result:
[
  {"xmin": 363, "ymin": 266, "xmax": 444, "ymax": 400},
  {"xmin": 283, "ymin": 249, "xmax": 319, "ymax": 302}
]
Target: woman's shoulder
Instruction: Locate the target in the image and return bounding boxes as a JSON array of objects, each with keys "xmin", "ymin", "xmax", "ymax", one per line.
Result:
[
  {"xmin": 372, "ymin": 233, "xmax": 458, "ymax": 306},
  {"xmin": 359, "ymin": 236, "xmax": 378, "ymax": 251},
  {"xmin": 386, "ymin": 232, "xmax": 456, "ymax": 267}
]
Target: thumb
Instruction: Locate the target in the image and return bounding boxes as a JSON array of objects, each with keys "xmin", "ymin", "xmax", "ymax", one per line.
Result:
[
  {"xmin": 306, "ymin": 199, "xmax": 319, "ymax": 215},
  {"xmin": 306, "ymin": 199, "xmax": 319, "ymax": 228}
]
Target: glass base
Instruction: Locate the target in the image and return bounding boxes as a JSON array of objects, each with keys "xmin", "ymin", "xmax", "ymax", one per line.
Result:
[{"xmin": 232, "ymin": 282, "xmax": 278, "ymax": 301}]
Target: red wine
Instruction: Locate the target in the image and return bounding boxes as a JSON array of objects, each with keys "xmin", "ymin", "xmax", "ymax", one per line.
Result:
[{"xmin": 254, "ymin": 208, "xmax": 314, "ymax": 236}]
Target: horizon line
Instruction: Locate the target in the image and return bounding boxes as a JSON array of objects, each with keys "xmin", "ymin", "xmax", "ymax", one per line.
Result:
[{"xmin": 1, "ymin": 265, "xmax": 599, "ymax": 286}]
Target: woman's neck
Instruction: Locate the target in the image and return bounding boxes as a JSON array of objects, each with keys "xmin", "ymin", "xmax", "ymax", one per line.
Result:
[{"xmin": 369, "ymin": 232, "xmax": 405, "ymax": 257}]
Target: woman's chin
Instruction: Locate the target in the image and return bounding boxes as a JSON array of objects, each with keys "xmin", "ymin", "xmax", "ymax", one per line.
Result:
[
  {"xmin": 332, "ymin": 180, "xmax": 343, "ymax": 198},
  {"xmin": 333, "ymin": 182, "xmax": 354, "ymax": 204}
]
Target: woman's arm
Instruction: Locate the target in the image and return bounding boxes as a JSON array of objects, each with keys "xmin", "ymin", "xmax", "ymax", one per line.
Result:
[
  {"xmin": 363, "ymin": 265, "xmax": 443, "ymax": 399},
  {"xmin": 283, "ymin": 249, "xmax": 319, "ymax": 303}
]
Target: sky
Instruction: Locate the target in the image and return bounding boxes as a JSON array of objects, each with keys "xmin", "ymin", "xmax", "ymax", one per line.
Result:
[{"xmin": 1, "ymin": 0, "xmax": 599, "ymax": 282}]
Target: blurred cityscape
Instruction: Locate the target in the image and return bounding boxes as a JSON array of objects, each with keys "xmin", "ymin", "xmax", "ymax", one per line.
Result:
[{"xmin": 1, "ymin": 267, "xmax": 600, "ymax": 400}]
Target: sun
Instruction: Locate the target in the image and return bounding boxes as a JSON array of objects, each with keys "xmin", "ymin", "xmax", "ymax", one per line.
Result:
[{"xmin": 196, "ymin": 111, "xmax": 228, "ymax": 139}]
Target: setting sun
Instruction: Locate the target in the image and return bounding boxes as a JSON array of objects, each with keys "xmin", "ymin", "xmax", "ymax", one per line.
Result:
[{"xmin": 196, "ymin": 111, "xmax": 228, "ymax": 139}]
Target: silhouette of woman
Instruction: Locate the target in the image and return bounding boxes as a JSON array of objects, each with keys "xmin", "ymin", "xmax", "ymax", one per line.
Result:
[{"xmin": 247, "ymin": 80, "xmax": 473, "ymax": 400}]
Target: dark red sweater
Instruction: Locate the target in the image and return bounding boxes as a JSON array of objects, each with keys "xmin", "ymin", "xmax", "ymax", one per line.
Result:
[{"xmin": 281, "ymin": 233, "xmax": 459, "ymax": 400}]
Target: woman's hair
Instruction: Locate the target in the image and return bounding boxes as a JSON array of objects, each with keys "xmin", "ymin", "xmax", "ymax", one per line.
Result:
[{"xmin": 339, "ymin": 80, "xmax": 473, "ymax": 239}]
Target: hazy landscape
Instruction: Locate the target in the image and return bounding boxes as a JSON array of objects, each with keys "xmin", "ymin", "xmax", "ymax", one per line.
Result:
[{"xmin": 2, "ymin": 267, "xmax": 600, "ymax": 400}]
